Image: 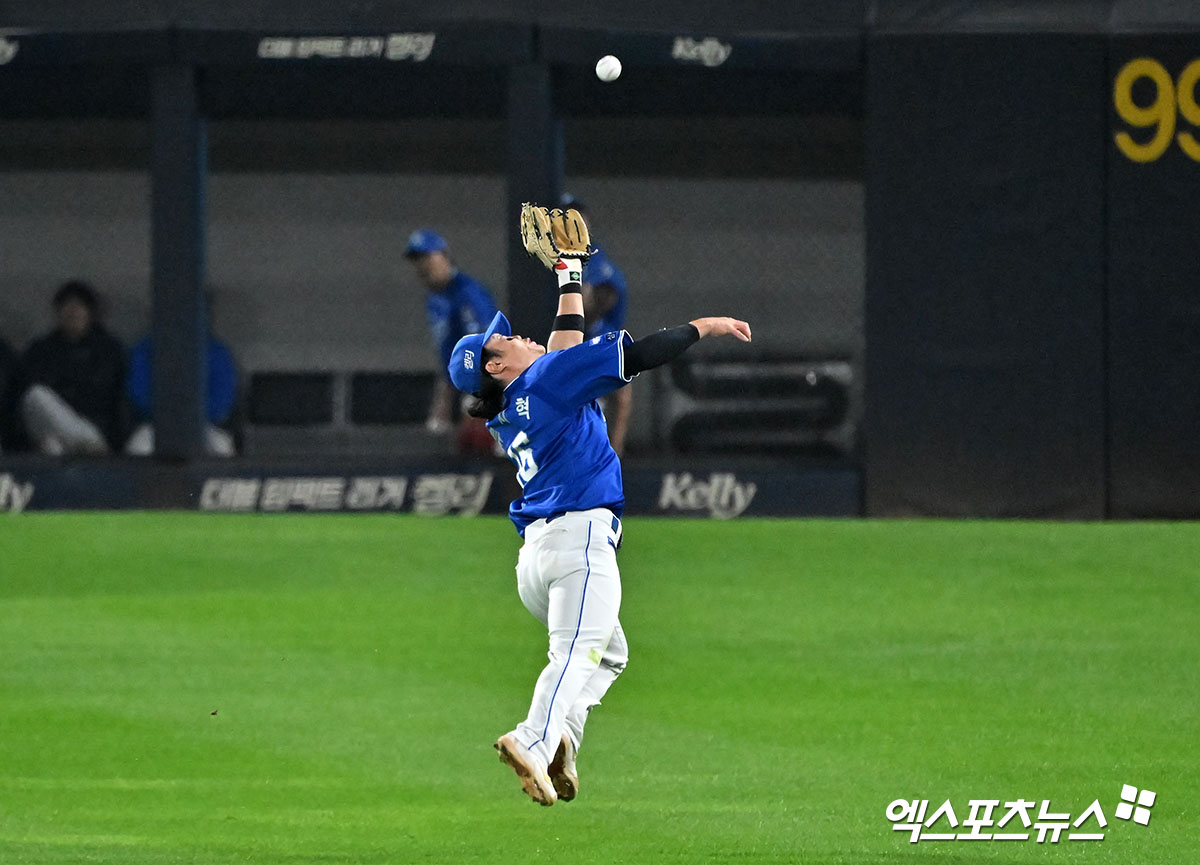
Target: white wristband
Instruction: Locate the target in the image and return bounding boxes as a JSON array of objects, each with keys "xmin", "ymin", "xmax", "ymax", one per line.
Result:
[{"xmin": 556, "ymin": 258, "xmax": 584, "ymax": 288}]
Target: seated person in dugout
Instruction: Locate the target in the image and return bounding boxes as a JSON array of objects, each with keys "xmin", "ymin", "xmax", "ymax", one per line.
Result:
[
  {"xmin": 18, "ymin": 280, "xmax": 127, "ymax": 456},
  {"xmin": 124, "ymin": 326, "xmax": 239, "ymax": 458}
]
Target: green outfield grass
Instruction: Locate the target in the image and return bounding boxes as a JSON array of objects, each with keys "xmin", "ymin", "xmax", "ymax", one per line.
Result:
[{"xmin": 1, "ymin": 514, "xmax": 1197, "ymax": 864}]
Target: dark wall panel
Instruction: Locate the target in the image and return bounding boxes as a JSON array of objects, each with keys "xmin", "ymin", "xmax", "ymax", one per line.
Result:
[
  {"xmin": 1108, "ymin": 36, "xmax": 1200, "ymax": 517},
  {"xmin": 0, "ymin": 0, "xmax": 861, "ymax": 31},
  {"xmin": 865, "ymin": 33, "xmax": 1107, "ymax": 516}
]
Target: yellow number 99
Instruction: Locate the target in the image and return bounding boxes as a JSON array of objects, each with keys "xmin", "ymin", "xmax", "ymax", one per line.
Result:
[
  {"xmin": 1114, "ymin": 58, "xmax": 1176, "ymax": 163},
  {"xmin": 1175, "ymin": 59, "xmax": 1200, "ymax": 162}
]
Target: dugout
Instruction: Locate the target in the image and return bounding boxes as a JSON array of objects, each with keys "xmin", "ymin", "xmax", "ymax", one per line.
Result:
[
  {"xmin": 3, "ymin": 1, "xmax": 1200, "ymax": 518},
  {"xmin": 0, "ymin": 0, "xmax": 867, "ymax": 515}
]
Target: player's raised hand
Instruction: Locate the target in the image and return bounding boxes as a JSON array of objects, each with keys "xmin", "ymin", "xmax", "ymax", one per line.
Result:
[{"xmin": 690, "ymin": 317, "xmax": 752, "ymax": 342}]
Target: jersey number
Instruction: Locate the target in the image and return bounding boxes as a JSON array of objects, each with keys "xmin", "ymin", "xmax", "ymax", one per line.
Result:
[{"xmin": 507, "ymin": 431, "xmax": 540, "ymax": 487}]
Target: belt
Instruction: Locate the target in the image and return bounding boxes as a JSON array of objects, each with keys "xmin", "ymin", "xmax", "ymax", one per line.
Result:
[{"xmin": 545, "ymin": 510, "xmax": 621, "ymax": 534}]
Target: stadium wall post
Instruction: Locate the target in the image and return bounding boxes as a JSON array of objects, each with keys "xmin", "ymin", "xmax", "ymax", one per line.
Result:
[
  {"xmin": 150, "ymin": 63, "xmax": 208, "ymax": 461},
  {"xmin": 505, "ymin": 62, "xmax": 564, "ymax": 338}
]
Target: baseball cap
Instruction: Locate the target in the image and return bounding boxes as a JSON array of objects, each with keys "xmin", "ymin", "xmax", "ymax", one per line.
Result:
[
  {"xmin": 448, "ymin": 311, "xmax": 511, "ymax": 393},
  {"xmin": 404, "ymin": 229, "xmax": 448, "ymax": 258}
]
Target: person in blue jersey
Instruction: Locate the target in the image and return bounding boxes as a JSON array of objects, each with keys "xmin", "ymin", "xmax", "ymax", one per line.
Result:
[
  {"xmin": 404, "ymin": 229, "xmax": 498, "ymax": 447},
  {"xmin": 447, "ymin": 247, "xmax": 751, "ymax": 806},
  {"xmin": 124, "ymin": 329, "xmax": 239, "ymax": 457},
  {"xmin": 561, "ymin": 194, "xmax": 633, "ymax": 454}
]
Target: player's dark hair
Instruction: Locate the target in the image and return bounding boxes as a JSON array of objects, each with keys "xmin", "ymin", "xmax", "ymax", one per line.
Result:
[{"xmin": 466, "ymin": 347, "xmax": 506, "ymax": 420}]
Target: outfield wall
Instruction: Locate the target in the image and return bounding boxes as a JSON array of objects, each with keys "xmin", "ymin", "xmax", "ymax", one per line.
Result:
[{"xmin": 865, "ymin": 2, "xmax": 1200, "ymax": 518}]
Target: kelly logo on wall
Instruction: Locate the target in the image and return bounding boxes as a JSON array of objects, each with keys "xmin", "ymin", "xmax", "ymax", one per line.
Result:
[{"xmin": 657, "ymin": 472, "xmax": 757, "ymax": 519}]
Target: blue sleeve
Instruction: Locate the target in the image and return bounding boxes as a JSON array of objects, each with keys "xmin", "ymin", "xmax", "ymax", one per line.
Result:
[
  {"xmin": 457, "ymin": 276, "xmax": 497, "ymax": 335},
  {"xmin": 583, "ymin": 250, "xmax": 629, "ymax": 333},
  {"xmin": 585, "ymin": 249, "xmax": 627, "ymax": 294},
  {"xmin": 427, "ymin": 294, "xmax": 455, "ymax": 375},
  {"xmin": 207, "ymin": 339, "xmax": 238, "ymax": 423},
  {"xmin": 429, "ymin": 275, "xmax": 498, "ymax": 379},
  {"xmin": 527, "ymin": 331, "xmax": 634, "ymax": 409},
  {"xmin": 127, "ymin": 338, "xmax": 152, "ymax": 420}
]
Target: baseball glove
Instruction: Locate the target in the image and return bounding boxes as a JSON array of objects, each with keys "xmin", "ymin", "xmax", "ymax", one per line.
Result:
[{"xmin": 520, "ymin": 203, "xmax": 593, "ymax": 269}]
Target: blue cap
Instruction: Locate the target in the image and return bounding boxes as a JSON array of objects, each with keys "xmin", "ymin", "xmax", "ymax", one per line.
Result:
[
  {"xmin": 448, "ymin": 311, "xmax": 511, "ymax": 393},
  {"xmin": 404, "ymin": 229, "xmax": 448, "ymax": 258}
]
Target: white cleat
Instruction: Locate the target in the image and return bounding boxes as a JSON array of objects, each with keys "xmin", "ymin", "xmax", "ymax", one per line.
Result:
[
  {"xmin": 495, "ymin": 735, "xmax": 557, "ymax": 806},
  {"xmin": 548, "ymin": 733, "xmax": 579, "ymax": 802}
]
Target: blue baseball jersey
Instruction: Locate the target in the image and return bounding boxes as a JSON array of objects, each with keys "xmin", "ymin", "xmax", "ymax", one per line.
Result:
[
  {"xmin": 127, "ymin": 334, "xmax": 238, "ymax": 424},
  {"xmin": 427, "ymin": 272, "xmax": 498, "ymax": 380},
  {"xmin": 488, "ymin": 331, "xmax": 635, "ymax": 535},
  {"xmin": 582, "ymin": 248, "xmax": 628, "ymax": 338}
]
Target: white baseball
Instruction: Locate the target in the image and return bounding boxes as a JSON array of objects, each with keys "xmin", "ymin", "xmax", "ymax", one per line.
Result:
[{"xmin": 595, "ymin": 55, "xmax": 622, "ymax": 83}]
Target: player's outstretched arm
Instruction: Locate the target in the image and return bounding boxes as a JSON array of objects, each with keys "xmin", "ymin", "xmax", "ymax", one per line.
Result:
[
  {"xmin": 624, "ymin": 317, "xmax": 752, "ymax": 376},
  {"xmin": 689, "ymin": 316, "xmax": 753, "ymax": 342},
  {"xmin": 546, "ymin": 258, "xmax": 586, "ymax": 352}
]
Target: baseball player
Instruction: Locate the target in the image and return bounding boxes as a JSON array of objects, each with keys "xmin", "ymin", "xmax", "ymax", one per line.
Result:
[
  {"xmin": 404, "ymin": 229, "xmax": 498, "ymax": 441},
  {"xmin": 446, "ymin": 204, "xmax": 751, "ymax": 806}
]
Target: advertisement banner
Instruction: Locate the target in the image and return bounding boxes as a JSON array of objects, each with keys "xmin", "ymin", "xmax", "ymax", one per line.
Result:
[{"xmin": 0, "ymin": 458, "xmax": 860, "ymax": 518}]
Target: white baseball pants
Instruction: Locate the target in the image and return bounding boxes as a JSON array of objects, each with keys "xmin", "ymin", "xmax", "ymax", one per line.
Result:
[
  {"xmin": 21, "ymin": 384, "xmax": 109, "ymax": 455},
  {"xmin": 509, "ymin": 508, "xmax": 628, "ymax": 768}
]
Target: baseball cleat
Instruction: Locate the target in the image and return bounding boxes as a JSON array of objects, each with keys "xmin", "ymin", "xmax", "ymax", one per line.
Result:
[
  {"xmin": 495, "ymin": 735, "xmax": 557, "ymax": 806},
  {"xmin": 548, "ymin": 733, "xmax": 579, "ymax": 802}
]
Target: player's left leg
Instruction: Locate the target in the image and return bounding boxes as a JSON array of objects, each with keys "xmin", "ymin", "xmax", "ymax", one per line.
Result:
[
  {"xmin": 562, "ymin": 620, "xmax": 627, "ymax": 750},
  {"xmin": 550, "ymin": 621, "xmax": 627, "ymax": 801}
]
